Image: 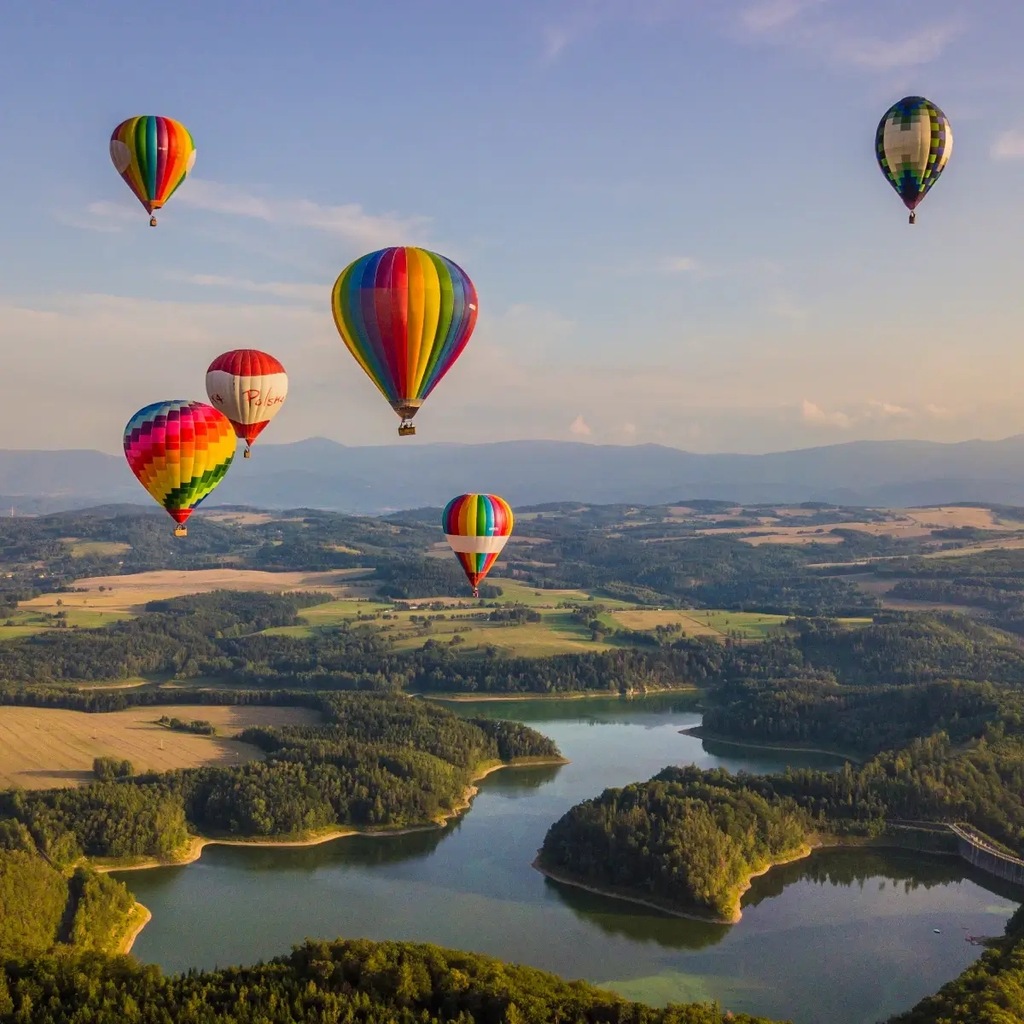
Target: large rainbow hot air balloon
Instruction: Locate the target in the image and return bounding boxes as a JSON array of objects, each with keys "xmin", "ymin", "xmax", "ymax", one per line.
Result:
[
  {"xmin": 123, "ymin": 400, "xmax": 236, "ymax": 536},
  {"xmin": 875, "ymin": 96, "xmax": 952, "ymax": 224},
  {"xmin": 109, "ymin": 116, "xmax": 196, "ymax": 227},
  {"xmin": 441, "ymin": 494, "xmax": 514, "ymax": 597},
  {"xmin": 206, "ymin": 350, "xmax": 288, "ymax": 458},
  {"xmin": 331, "ymin": 246, "xmax": 478, "ymax": 436}
]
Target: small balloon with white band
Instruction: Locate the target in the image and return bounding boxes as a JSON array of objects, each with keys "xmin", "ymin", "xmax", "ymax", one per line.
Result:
[{"xmin": 441, "ymin": 493, "xmax": 514, "ymax": 597}]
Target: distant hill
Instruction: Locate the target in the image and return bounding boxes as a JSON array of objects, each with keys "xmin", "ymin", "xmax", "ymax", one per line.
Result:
[{"xmin": 3, "ymin": 435, "xmax": 1024, "ymax": 515}]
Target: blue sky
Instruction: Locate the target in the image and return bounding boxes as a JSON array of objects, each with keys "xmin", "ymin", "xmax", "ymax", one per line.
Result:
[{"xmin": 2, "ymin": 0, "xmax": 1024, "ymax": 453}]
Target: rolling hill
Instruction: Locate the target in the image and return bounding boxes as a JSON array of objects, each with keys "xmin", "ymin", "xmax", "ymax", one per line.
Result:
[{"xmin": 3, "ymin": 435, "xmax": 1024, "ymax": 514}]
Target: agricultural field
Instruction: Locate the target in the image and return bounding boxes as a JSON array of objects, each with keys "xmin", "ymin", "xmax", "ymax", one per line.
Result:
[
  {"xmin": 0, "ymin": 704, "xmax": 323, "ymax": 790},
  {"xmin": 59, "ymin": 539, "xmax": 132, "ymax": 558},
  {"xmin": 20, "ymin": 567, "xmax": 378, "ymax": 618},
  {"xmin": 691, "ymin": 504, "xmax": 1024, "ymax": 548}
]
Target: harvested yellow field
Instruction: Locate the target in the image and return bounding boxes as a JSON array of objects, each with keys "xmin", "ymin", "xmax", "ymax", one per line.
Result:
[
  {"xmin": 613, "ymin": 610, "xmax": 721, "ymax": 635},
  {"xmin": 22, "ymin": 568, "xmax": 377, "ymax": 615},
  {"xmin": 899, "ymin": 506, "xmax": 1004, "ymax": 530},
  {"xmin": 203, "ymin": 511, "xmax": 295, "ymax": 526},
  {"xmin": 0, "ymin": 704, "xmax": 322, "ymax": 790}
]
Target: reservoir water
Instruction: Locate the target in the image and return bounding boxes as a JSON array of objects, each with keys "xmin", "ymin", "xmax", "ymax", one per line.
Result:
[{"xmin": 116, "ymin": 695, "xmax": 1019, "ymax": 1024}]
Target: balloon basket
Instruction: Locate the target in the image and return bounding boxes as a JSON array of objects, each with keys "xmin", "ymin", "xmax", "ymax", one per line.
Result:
[
  {"xmin": 173, "ymin": 525, "xmax": 188, "ymax": 538},
  {"xmin": 398, "ymin": 422, "xmax": 416, "ymax": 437},
  {"xmin": 243, "ymin": 448, "xmax": 252, "ymax": 458},
  {"xmin": 149, "ymin": 216, "xmax": 158, "ymax": 227}
]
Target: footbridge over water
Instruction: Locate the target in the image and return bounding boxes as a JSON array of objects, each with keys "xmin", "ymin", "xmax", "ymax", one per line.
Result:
[{"xmin": 949, "ymin": 823, "xmax": 1024, "ymax": 887}]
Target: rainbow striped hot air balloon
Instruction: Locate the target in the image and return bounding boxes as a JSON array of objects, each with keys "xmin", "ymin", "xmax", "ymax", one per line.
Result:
[
  {"xmin": 331, "ymin": 246, "xmax": 478, "ymax": 436},
  {"xmin": 123, "ymin": 400, "xmax": 236, "ymax": 536},
  {"xmin": 206, "ymin": 349, "xmax": 288, "ymax": 458},
  {"xmin": 875, "ymin": 97, "xmax": 952, "ymax": 225},
  {"xmin": 442, "ymin": 494, "xmax": 514, "ymax": 597},
  {"xmin": 109, "ymin": 116, "xmax": 196, "ymax": 226}
]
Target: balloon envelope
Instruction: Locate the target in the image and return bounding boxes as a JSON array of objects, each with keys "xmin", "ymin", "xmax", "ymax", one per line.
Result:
[
  {"xmin": 206, "ymin": 349, "xmax": 288, "ymax": 456},
  {"xmin": 875, "ymin": 96, "xmax": 952, "ymax": 222},
  {"xmin": 331, "ymin": 246, "xmax": 478, "ymax": 435},
  {"xmin": 123, "ymin": 400, "xmax": 236, "ymax": 533},
  {"xmin": 442, "ymin": 494, "xmax": 514, "ymax": 595},
  {"xmin": 110, "ymin": 116, "xmax": 196, "ymax": 223}
]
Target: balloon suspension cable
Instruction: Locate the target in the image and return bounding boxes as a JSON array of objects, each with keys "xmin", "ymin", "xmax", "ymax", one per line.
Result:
[
  {"xmin": 909, "ymin": 211, "xmax": 916, "ymax": 225},
  {"xmin": 243, "ymin": 446, "xmax": 252, "ymax": 459},
  {"xmin": 149, "ymin": 216, "xmax": 158, "ymax": 227},
  {"xmin": 472, "ymin": 587, "xmax": 480, "ymax": 599}
]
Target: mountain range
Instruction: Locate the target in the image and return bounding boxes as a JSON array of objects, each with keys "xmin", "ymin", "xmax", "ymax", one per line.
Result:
[{"xmin": 3, "ymin": 435, "xmax": 1024, "ymax": 515}]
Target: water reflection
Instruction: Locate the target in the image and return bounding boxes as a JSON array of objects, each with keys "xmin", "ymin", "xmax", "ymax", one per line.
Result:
[
  {"xmin": 539, "ymin": 875, "xmax": 730, "ymax": 951},
  {"xmin": 117, "ymin": 697, "xmax": 1018, "ymax": 1024}
]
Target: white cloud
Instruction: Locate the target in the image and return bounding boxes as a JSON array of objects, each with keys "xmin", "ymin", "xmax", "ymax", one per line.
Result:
[
  {"xmin": 663, "ymin": 255, "xmax": 701, "ymax": 273},
  {"xmin": 173, "ymin": 274, "xmax": 326, "ymax": 305},
  {"xmin": 992, "ymin": 129, "xmax": 1024, "ymax": 161},
  {"xmin": 865, "ymin": 400, "xmax": 911, "ymax": 419},
  {"xmin": 622, "ymin": 422, "xmax": 638, "ymax": 437},
  {"xmin": 731, "ymin": 3, "xmax": 963, "ymax": 71},
  {"xmin": 800, "ymin": 399, "xmax": 852, "ymax": 429},
  {"xmin": 569, "ymin": 415, "xmax": 592, "ymax": 436},
  {"xmin": 178, "ymin": 179, "xmax": 430, "ymax": 247},
  {"xmin": 739, "ymin": 0, "xmax": 824, "ymax": 34},
  {"xmin": 59, "ymin": 182, "xmax": 430, "ymax": 248}
]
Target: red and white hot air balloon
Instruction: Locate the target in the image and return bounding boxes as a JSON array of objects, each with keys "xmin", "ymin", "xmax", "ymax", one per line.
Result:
[{"xmin": 205, "ymin": 350, "xmax": 288, "ymax": 458}]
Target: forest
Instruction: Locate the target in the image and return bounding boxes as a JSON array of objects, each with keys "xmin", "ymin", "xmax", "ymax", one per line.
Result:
[
  {"xmin": 539, "ymin": 772, "xmax": 811, "ymax": 921},
  {"xmin": 0, "ymin": 937, "xmax": 781, "ymax": 1024},
  {"xmin": 3, "ymin": 503, "xmax": 1024, "ymax": 1021},
  {"xmin": 0, "ymin": 694, "xmax": 562, "ymax": 864}
]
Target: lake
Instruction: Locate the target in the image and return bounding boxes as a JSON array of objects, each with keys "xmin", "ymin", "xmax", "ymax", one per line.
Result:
[{"xmin": 116, "ymin": 694, "xmax": 1019, "ymax": 1024}]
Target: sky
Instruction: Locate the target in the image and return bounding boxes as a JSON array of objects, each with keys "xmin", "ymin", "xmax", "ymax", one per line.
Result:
[{"xmin": 2, "ymin": 0, "xmax": 1024, "ymax": 455}]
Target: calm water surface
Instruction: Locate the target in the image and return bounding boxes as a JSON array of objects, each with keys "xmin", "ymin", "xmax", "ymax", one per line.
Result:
[{"xmin": 117, "ymin": 695, "xmax": 1019, "ymax": 1024}]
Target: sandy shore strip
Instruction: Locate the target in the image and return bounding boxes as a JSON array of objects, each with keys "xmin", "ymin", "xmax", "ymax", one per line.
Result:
[{"xmin": 117, "ymin": 902, "xmax": 153, "ymax": 954}]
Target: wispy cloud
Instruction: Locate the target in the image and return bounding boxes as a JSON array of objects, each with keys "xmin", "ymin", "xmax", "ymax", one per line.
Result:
[
  {"xmin": 172, "ymin": 273, "xmax": 326, "ymax": 305},
  {"xmin": 733, "ymin": 2, "xmax": 963, "ymax": 71},
  {"xmin": 539, "ymin": 0, "xmax": 697, "ymax": 62},
  {"xmin": 992, "ymin": 129, "xmax": 1024, "ymax": 160},
  {"xmin": 801, "ymin": 398, "xmax": 935, "ymax": 430},
  {"xmin": 663, "ymin": 255, "xmax": 701, "ymax": 273},
  {"xmin": 59, "ymin": 182, "xmax": 430, "ymax": 248},
  {"xmin": 179, "ymin": 179, "xmax": 430, "ymax": 246}
]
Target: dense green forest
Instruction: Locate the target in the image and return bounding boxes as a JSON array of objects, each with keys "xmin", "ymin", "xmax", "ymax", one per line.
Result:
[
  {"xmin": 0, "ymin": 821, "xmax": 136, "ymax": 960},
  {"xmin": 539, "ymin": 773, "xmax": 811, "ymax": 921},
  {"xmin": 0, "ymin": 937, "xmax": 782, "ymax": 1024},
  {"xmin": 3, "ymin": 502, "xmax": 1024, "ymax": 1022},
  {"xmin": 0, "ymin": 694, "xmax": 562, "ymax": 864}
]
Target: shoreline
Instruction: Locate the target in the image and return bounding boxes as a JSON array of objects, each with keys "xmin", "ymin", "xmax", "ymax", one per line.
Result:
[
  {"xmin": 117, "ymin": 902, "xmax": 152, "ymax": 954},
  {"xmin": 420, "ymin": 687, "xmax": 701, "ymax": 704},
  {"xmin": 95, "ymin": 756, "xmax": 568, "ymax": 946},
  {"xmin": 680, "ymin": 725, "xmax": 863, "ymax": 764},
  {"xmin": 533, "ymin": 843, "xmax": 814, "ymax": 925}
]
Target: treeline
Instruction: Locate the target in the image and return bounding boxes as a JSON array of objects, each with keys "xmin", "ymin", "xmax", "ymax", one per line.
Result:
[
  {"xmin": 0, "ymin": 937, "xmax": 782, "ymax": 1024},
  {"xmin": 539, "ymin": 772, "xmax": 810, "ymax": 921},
  {"xmin": 0, "ymin": 694, "xmax": 562, "ymax": 862},
  {"xmin": 0, "ymin": 822, "xmax": 135, "ymax": 960}
]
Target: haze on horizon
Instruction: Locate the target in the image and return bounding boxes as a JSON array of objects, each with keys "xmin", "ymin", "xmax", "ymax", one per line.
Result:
[{"xmin": 2, "ymin": 0, "xmax": 1023, "ymax": 456}]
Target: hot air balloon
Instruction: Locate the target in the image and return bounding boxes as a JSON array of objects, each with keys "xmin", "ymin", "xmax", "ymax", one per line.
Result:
[
  {"xmin": 441, "ymin": 494, "xmax": 514, "ymax": 597},
  {"xmin": 206, "ymin": 350, "xmax": 288, "ymax": 458},
  {"xmin": 875, "ymin": 96, "xmax": 952, "ymax": 224},
  {"xmin": 110, "ymin": 116, "xmax": 196, "ymax": 226},
  {"xmin": 331, "ymin": 246, "xmax": 478, "ymax": 436},
  {"xmin": 123, "ymin": 400, "xmax": 236, "ymax": 536}
]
